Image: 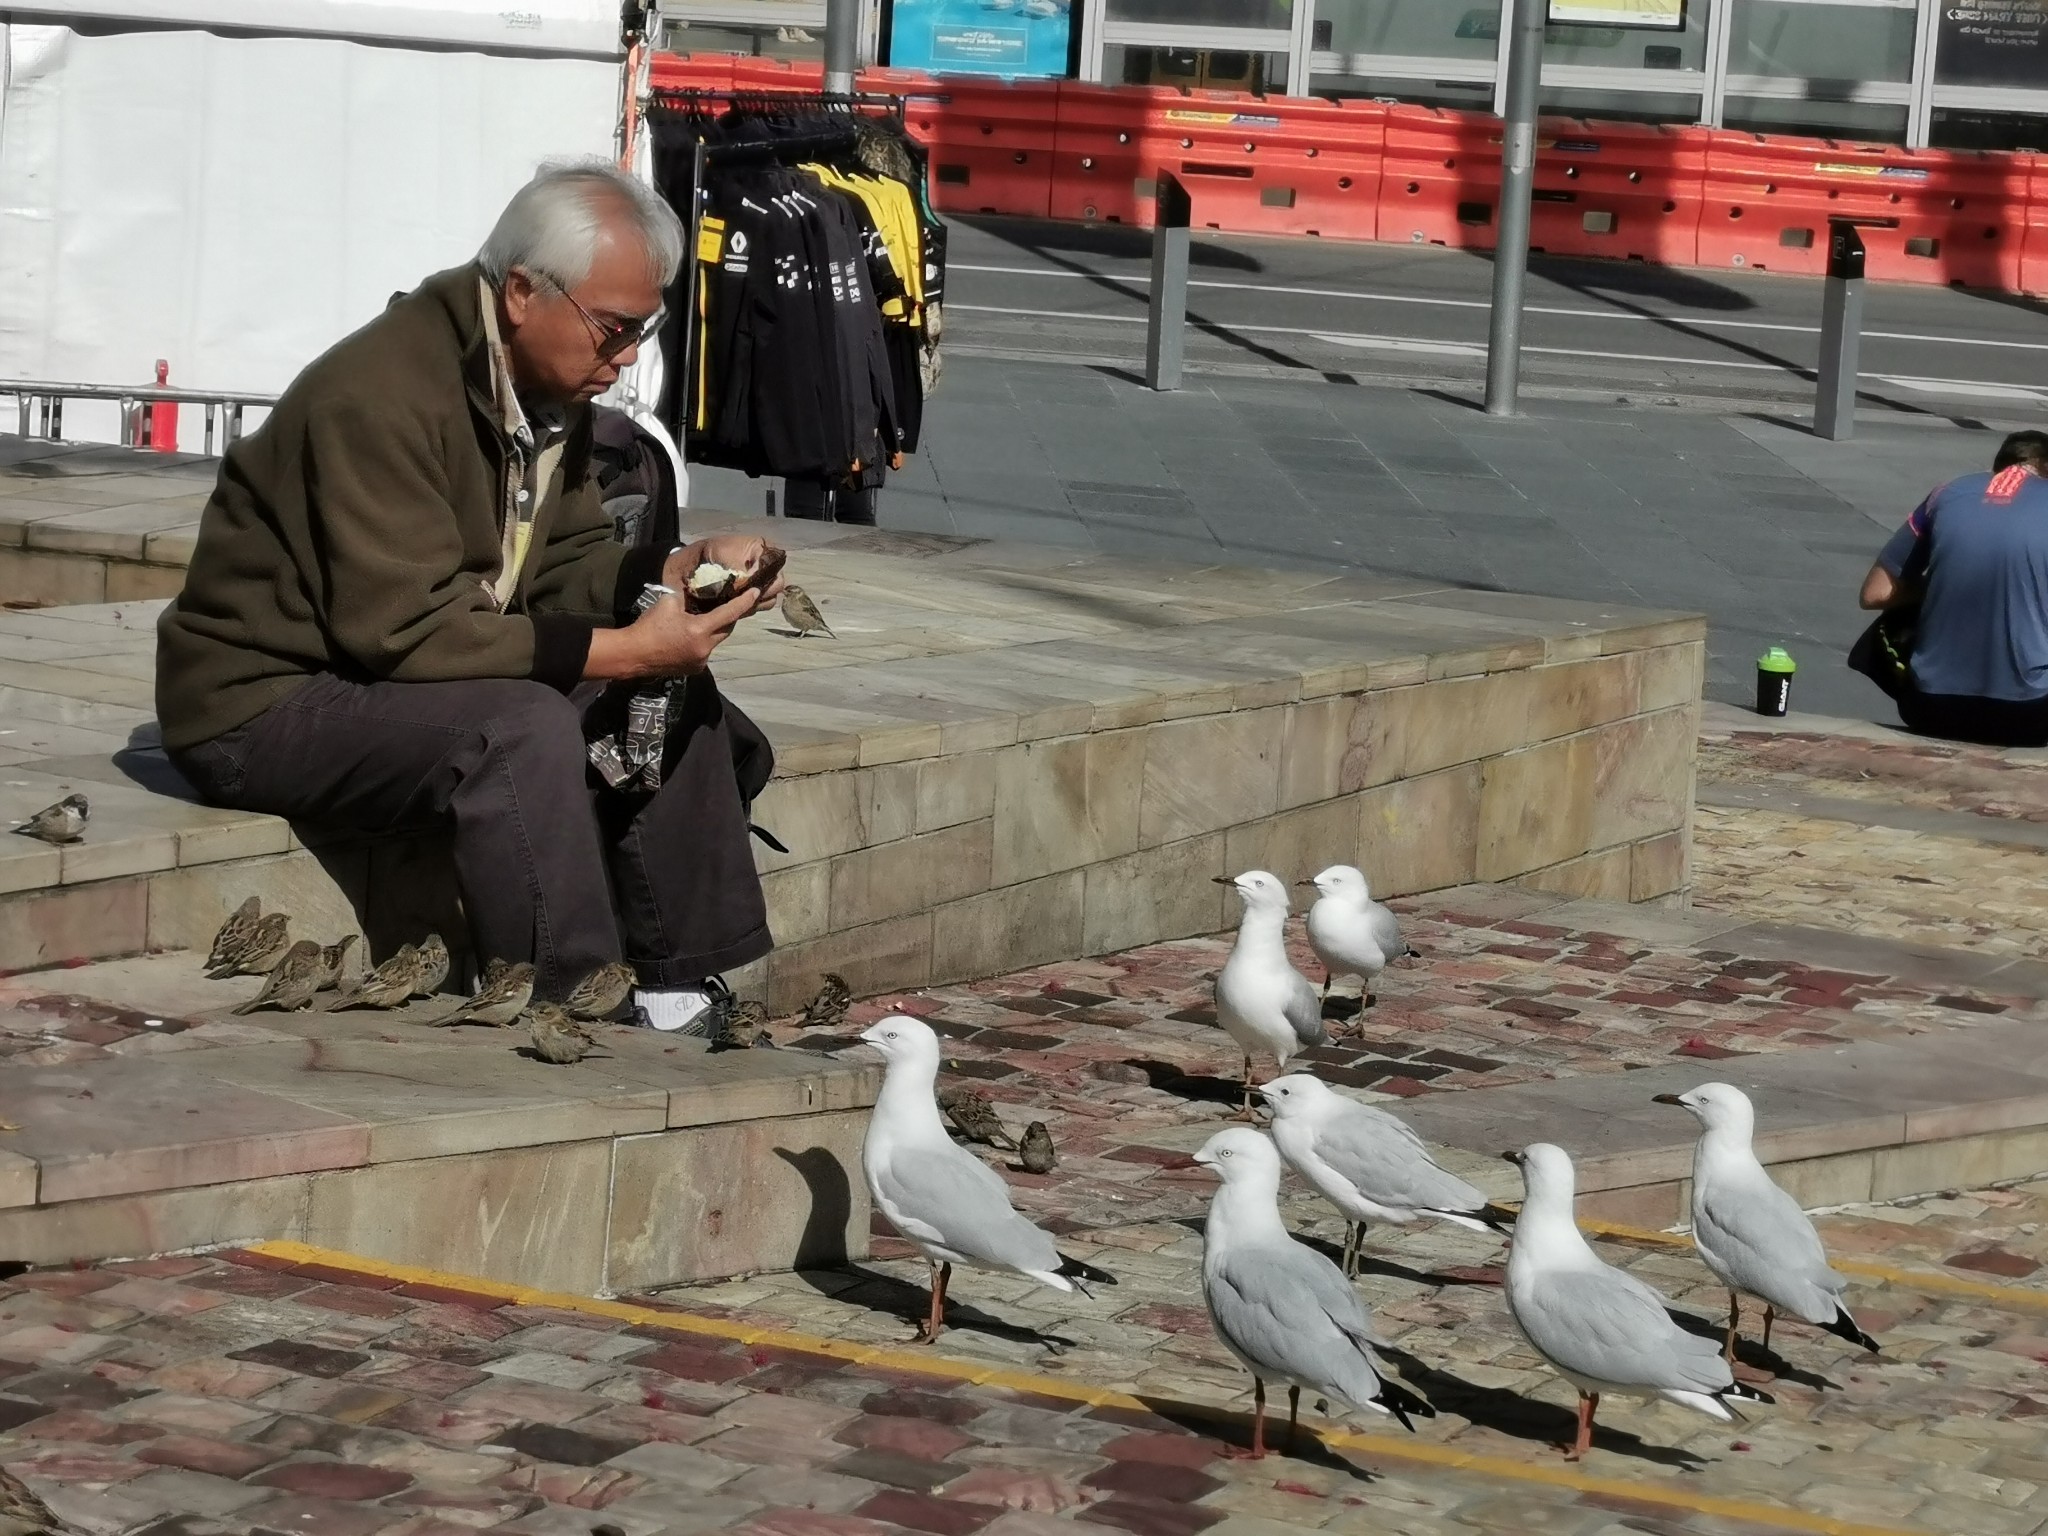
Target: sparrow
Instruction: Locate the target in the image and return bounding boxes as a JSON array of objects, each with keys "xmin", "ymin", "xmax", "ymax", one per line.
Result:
[
  {"xmin": 205, "ymin": 895, "xmax": 263, "ymax": 973},
  {"xmin": 527, "ymin": 1003, "xmax": 598, "ymax": 1064},
  {"xmin": 435, "ymin": 962, "xmax": 535, "ymax": 1027},
  {"xmin": 780, "ymin": 585, "xmax": 835, "ymax": 639},
  {"xmin": 0, "ymin": 1465, "xmax": 66, "ymax": 1535},
  {"xmin": 801, "ymin": 972, "xmax": 851, "ymax": 1032},
  {"xmin": 564, "ymin": 961, "xmax": 637, "ymax": 1021},
  {"xmin": 315, "ymin": 933, "xmax": 362, "ymax": 991},
  {"xmin": 938, "ymin": 1083, "xmax": 1016, "ymax": 1150},
  {"xmin": 1018, "ymin": 1121, "xmax": 1058, "ymax": 1174},
  {"xmin": 411, "ymin": 933, "xmax": 451, "ymax": 997},
  {"xmin": 479, "ymin": 957, "xmax": 512, "ymax": 988},
  {"xmin": 233, "ymin": 939, "xmax": 325, "ymax": 1015},
  {"xmin": 329, "ymin": 944, "xmax": 423, "ymax": 1011},
  {"xmin": 12, "ymin": 793, "xmax": 87, "ymax": 845},
  {"xmin": 206, "ymin": 912, "xmax": 292, "ymax": 979},
  {"xmin": 708, "ymin": 997, "xmax": 774, "ymax": 1052}
]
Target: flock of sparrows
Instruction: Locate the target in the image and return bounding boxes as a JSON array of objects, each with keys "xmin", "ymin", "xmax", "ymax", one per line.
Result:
[{"xmin": 202, "ymin": 897, "xmax": 845, "ymax": 1061}]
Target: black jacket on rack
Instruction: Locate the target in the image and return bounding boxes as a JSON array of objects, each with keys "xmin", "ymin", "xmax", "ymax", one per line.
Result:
[{"xmin": 650, "ymin": 98, "xmax": 942, "ymax": 487}]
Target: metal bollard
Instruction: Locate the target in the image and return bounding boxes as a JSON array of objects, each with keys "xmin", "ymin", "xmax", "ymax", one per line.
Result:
[
  {"xmin": 1145, "ymin": 173, "xmax": 1192, "ymax": 393},
  {"xmin": 1814, "ymin": 221, "xmax": 1866, "ymax": 442}
]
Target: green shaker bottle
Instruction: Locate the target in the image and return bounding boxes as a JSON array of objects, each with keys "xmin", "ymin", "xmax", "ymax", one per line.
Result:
[{"xmin": 1756, "ymin": 646, "xmax": 1796, "ymax": 717}]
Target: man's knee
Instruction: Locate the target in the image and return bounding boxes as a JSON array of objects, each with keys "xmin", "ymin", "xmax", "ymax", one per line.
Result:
[{"xmin": 473, "ymin": 683, "xmax": 587, "ymax": 772}]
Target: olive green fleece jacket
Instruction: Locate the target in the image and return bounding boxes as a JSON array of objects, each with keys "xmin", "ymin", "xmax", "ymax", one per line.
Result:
[{"xmin": 155, "ymin": 262, "xmax": 667, "ymax": 752}]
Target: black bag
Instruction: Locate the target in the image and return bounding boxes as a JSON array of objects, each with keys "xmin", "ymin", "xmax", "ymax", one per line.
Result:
[
  {"xmin": 591, "ymin": 405, "xmax": 682, "ymax": 552},
  {"xmin": 1848, "ymin": 609, "xmax": 1918, "ymax": 701}
]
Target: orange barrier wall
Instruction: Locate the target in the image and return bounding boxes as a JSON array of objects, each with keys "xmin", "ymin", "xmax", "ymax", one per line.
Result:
[
  {"xmin": 647, "ymin": 53, "xmax": 2048, "ymax": 295},
  {"xmin": 2022, "ymin": 155, "xmax": 2048, "ymax": 299},
  {"xmin": 1698, "ymin": 134, "xmax": 2028, "ymax": 290},
  {"xmin": 1379, "ymin": 106, "xmax": 1706, "ymax": 266},
  {"xmin": 1052, "ymin": 85, "xmax": 1383, "ymax": 240}
]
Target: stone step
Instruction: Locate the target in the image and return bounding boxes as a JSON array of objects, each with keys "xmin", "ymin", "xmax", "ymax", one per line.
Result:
[
  {"xmin": 0, "ymin": 950, "xmax": 880, "ymax": 1294},
  {"xmin": 4, "ymin": 510, "xmax": 1708, "ymax": 1012}
]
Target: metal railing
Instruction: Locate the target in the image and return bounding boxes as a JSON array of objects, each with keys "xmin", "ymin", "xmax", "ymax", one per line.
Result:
[{"xmin": 2, "ymin": 380, "xmax": 278, "ymax": 457}]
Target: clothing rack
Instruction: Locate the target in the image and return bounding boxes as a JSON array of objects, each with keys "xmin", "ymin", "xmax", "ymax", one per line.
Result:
[{"xmin": 647, "ymin": 88, "xmax": 910, "ymax": 479}]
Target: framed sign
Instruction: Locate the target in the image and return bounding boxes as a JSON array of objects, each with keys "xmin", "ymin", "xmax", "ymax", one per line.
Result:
[
  {"xmin": 888, "ymin": 0, "xmax": 1072, "ymax": 77},
  {"xmin": 1936, "ymin": 0, "xmax": 2048, "ymax": 89},
  {"xmin": 1546, "ymin": 0, "xmax": 1685, "ymax": 27}
]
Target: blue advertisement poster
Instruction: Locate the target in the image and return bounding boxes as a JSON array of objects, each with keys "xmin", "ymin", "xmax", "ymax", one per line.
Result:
[{"xmin": 889, "ymin": 0, "xmax": 1071, "ymax": 79}]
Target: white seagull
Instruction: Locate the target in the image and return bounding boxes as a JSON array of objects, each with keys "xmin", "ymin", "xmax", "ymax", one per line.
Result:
[
  {"xmin": 1301, "ymin": 865, "xmax": 1415, "ymax": 1025},
  {"xmin": 860, "ymin": 1015, "xmax": 1115, "ymax": 1341},
  {"xmin": 1261, "ymin": 1074, "xmax": 1511, "ymax": 1276},
  {"xmin": 1195, "ymin": 1126, "xmax": 1435, "ymax": 1458},
  {"xmin": 1211, "ymin": 870, "xmax": 1325, "ymax": 1115},
  {"xmin": 1503, "ymin": 1142, "xmax": 1773, "ymax": 1461},
  {"xmin": 1654, "ymin": 1084, "xmax": 1880, "ymax": 1361}
]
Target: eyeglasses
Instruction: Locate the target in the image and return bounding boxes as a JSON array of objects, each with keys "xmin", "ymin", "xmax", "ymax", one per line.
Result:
[{"xmin": 531, "ymin": 272, "xmax": 664, "ymax": 361}]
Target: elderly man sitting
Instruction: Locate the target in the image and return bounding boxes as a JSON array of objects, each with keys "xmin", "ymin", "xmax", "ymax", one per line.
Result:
[{"xmin": 156, "ymin": 160, "xmax": 778, "ymax": 1031}]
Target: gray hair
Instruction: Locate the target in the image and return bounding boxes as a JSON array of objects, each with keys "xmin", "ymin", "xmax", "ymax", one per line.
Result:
[{"xmin": 478, "ymin": 158, "xmax": 685, "ymax": 290}]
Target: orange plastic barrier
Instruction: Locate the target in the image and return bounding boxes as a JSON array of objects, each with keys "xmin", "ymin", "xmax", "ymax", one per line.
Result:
[
  {"xmin": 888, "ymin": 74, "xmax": 1060, "ymax": 219},
  {"xmin": 648, "ymin": 51, "xmax": 735, "ymax": 93},
  {"xmin": 728, "ymin": 56, "xmax": 826, "ymax": 90},
  {"xmin": 2022, "ymin": 154, "xmax": 2048, "ymax": 299},
  {"xmin": 1378, "ymin": 106, "xmax": 1706, "ymax": 266},
  {"xmin": 1052, "ymin": 85, "xmax": 1383, "ymax": 239},
  {"xmin": 1699, "ymin": 134, "xmax": 2027, "ymax": 289}
]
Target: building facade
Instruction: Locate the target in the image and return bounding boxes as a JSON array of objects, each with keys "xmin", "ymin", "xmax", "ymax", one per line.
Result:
[{"xmin": 656, "ymin": 0, "xmax": 2048, "ymax": 150}]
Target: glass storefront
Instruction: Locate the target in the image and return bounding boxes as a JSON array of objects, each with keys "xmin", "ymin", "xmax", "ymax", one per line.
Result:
[{"xmin": 654, "ymin": 0, "xmax": 2048, "ymax": 150}]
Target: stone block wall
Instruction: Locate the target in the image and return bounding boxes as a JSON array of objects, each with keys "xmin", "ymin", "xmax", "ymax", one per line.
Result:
[{"xmin": 743, "ymin": 639, "xmax": 1704, "ymax": 1011}]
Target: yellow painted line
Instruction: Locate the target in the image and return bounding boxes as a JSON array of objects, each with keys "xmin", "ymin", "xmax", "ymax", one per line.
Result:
[
  {"xmin": 251, "ymin": 1240, "xmax": 1922, "ymax": 1536},
  {"xmin": 1583, "ymin": 1219, "xmax": 2048, "ymax": 1312}
]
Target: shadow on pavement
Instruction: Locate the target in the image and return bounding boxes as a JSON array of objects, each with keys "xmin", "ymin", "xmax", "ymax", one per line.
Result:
[
  {"xmin": 794, "ymin": 1260, "xmax": 1079, "ymax": 1350},
  {"xmin": 1375, "ymin": 1345, "xmax": 1709, "ymax": 1470},
  {"xmin": 1131, "ymin": 1395, "xmax": 1381, "ymax": 1479}
]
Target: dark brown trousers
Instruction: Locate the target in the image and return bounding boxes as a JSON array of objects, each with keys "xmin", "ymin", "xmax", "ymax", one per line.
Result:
[{"xmin": 171, "ymin": 672, "xmax": 774, "ymax": 998}]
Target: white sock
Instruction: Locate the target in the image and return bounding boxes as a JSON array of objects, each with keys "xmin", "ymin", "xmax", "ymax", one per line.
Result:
[{"xmin": 635, "ymin": 985, "xmax": 713, "ymax": 1033}]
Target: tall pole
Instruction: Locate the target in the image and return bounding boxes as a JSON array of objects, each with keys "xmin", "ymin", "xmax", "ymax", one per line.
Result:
[
  {"xmin": 824, "ymin": 0, "xmax": 859, "ymax": 93},
  {"xmin": 1484, "ymin": 0, "xmax": 1546, "ymax": 416}
]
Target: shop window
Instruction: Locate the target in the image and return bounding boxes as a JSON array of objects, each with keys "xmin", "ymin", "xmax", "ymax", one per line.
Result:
[
  {"xmin": 1310, "ymin": 0, "xmax": 1501, "ymax": 62},
  {"xmin": 1722, "ymin": 94, "xmax": 1909, "ymax": 142},
  {"xmin": 1727, "ymin": 0, "xmax": 1917, "ymax": 84},
  {"xmin": 1929, "ymin": 108, "xmax": 2048, "ymax": 151},
  {"xmin": 1106, "ymin": 44, "xmax": 1289, "ymax": 89},
  {"xmin": 1105, "ymin": 0, "xmax": 1293, "ymax": 28}
]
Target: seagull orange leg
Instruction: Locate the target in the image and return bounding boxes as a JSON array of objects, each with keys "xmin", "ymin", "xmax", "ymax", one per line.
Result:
[
  {"xmin": 1724, "ymin": 1291, "xmax": 1741, "ymax": 1363},
  {"xmin": 1565, "ymin": 1392, "xmax": 1597, "ymax": 1461},
  {"xmin": 1762, "ymin": 1304, "xmax": 1776, "ymax": 1355},
  {"xmin": 917, "ymin": 1262, "xmax": 950, "ymax": 1343},
  {"xmin": 1232, "ymin": 1057, "xmax": 1258, "ymax": 1122},
  {"xmin": 1285, "ymin": 1386, "xmax": 1300, "ymax": 1453}
]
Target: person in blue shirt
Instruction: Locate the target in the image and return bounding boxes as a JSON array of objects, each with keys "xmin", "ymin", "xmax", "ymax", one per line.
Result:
[{"xmin": 1860, "ymin": 430, "xmax": 2048, "ymax": 747}]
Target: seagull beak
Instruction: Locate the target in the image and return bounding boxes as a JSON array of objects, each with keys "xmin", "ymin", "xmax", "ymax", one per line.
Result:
[
  {"xmin": 1294, "ymin": 880, "xmax": 1316, "ymax": 888},
  {"xmin": 1209, "ymin": 877, "xmax": 1234, "ymax": 886},
  {"xmin": 1651, "ymin": 1093, "xmax": 1685, "ymax": 1106},
  {"xmin": 1500, "ymin": 1149, "xmax": 1524, "ymax": 1166}
]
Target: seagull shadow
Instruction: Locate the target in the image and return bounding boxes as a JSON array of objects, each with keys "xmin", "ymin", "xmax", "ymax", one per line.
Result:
[
  {"xmin": 1665, "ymin": 1307, "xmax": 1839, "ymax": 1393},
  {"xmin": 1129, "ymin": 1395, "xmax": 1380, "ymax": 1480},
  {"xmin": 799, "ymin": 1263, "xmax": 1078, "ymax": 1351},
  {"xmin": 1292, "ymin": 1234, "xmax": 1502, "ymax": 1291},
  {"xmin": 1319, "ymin": 995, "xmax": 1365, "ymax": 1023},
  {"xmin": 1373, "ymin": 1347, "xmax": 1709, "ymax": 1471},
  {"xmin": 1130, "ymin": 1058, "xmax": 1248, "ymax": 1110}
]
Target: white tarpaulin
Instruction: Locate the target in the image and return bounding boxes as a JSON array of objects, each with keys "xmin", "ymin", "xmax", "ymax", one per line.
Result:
[
  {"xmin": 0, "ymin": 12, "xmax": 621, "ymax": 442},
  {"xmin": 8, "ymin": 2, "xmax": 621, "ymax": 56}
]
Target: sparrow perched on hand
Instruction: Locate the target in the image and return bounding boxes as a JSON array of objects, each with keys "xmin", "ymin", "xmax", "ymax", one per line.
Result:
[
  {"xmin": 801, "ymin": 972, "xmax": 851, "ymax": 1032},
  {"xmin": 708, "ymin": 997, "xmax": 774, "ymax": 1052},
  {"xmin": 13, "ymin": 793, "xmax": 88, "ymax": 845},
  {"xmin": 329, "ymin": 944, "xmax": 423, "ymax": 1010},
  {"xmin": 780, "ymin": 585, "xmax": 835, "ymax": 639},
  {"xmin": 411, "ymin": 933, "xmax": 451, "ymax": 997},
  {"xmin": 527, "ymin": 1003, "xmax": 598, "ymax": 1064},
  {"xmin": 316, "ymin": 934, "xmax": 362, "ymax": 992},
  {"xmin": 206, "ymin": 912, "xmax": 293, "ymax": 980},
  {"xmin": 205, "ymin": 895, "xmax": 263, "ymax": 974},
  {"xmin": 1018, "ymin": 1121, "xmax": 1058, "ymax": 1174},
  {"xmin": 233, "ymin": 939, "xmax": 325, "ymax": 1015},
  {"xmin": 0, "ymin": 1464, "xmax": 67, "ymax": 1535},
  {"xmin": 564, "ymin": 961, "xmax": 637, "ymax": 1021},
  {"xmin": 938, "ymin": 1084, "xmax": 1016, "ymax": 1150},
  {"xmin": 436, "ymin": 962, "xmax": 535, "ymax": 1027}
]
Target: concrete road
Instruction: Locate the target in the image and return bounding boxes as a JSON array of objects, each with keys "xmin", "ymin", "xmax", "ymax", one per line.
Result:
[{"xmin": 942, "ymin": 215, "xmax": 2048, "ymax": 413}]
